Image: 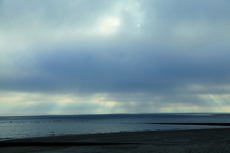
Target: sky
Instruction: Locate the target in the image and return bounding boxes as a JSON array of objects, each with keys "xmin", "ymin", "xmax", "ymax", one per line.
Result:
[{"xmin": 1, "ymin": 0, "xmax": 230, "ymax": 115}]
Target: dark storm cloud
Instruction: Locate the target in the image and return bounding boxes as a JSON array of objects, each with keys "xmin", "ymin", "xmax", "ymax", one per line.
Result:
[{"xmin": 2, "ymin": 41, "xmax": 230, "ymax": 95}]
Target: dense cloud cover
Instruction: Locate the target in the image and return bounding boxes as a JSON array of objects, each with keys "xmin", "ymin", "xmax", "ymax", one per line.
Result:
[{"xmin": 1, "ymin": 0, "xmax": 230, "ymax": 115}]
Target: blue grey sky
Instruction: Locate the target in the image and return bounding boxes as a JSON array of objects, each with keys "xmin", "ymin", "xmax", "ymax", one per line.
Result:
[{"xmin": 1, "ymin": 0, "xmax": 230, "ymax": 115}]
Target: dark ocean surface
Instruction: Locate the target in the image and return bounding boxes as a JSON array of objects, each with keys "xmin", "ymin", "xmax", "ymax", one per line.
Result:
[{"xmin": 1, "ymin": 113, "xmax": 230, "ymax": 141}]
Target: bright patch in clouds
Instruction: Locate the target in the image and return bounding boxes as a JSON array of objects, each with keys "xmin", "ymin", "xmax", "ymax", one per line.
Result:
[
  {"xmin": 0, "ymin": 92, "xmax": 126, "ymax": 115},
  {"xmin": 97, "ymin": 17, "xmax": 121, "ymax": 35}
]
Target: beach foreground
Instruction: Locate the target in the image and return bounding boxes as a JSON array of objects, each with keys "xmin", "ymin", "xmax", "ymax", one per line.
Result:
[{"xmin": 1, "ymin": 128, "xmax": 230, "ymax": 153}]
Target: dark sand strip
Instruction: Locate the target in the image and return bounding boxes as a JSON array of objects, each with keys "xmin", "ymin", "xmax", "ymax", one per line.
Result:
[
  {"xmin": 1, "ymin": 128, "xmax": 230, "ymax": 152},
  {"xmin": 149, "ymin": 123, "xmax": 230, "ymax": 126},
  {"xmin": 0, "ymin": 142, "xmax": 140, "ymax": 147}
]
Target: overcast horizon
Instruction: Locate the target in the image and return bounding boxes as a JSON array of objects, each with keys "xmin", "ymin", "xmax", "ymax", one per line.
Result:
[{"xmin": 1, "ymin": 0, "xmax": 230, "ymax": 115}]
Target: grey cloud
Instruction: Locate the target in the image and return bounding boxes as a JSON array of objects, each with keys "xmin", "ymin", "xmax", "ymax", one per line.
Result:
[
  {"xmin": 140, "ymin": 0, "xmax": 230, "ymax": 44},
  {"xmin": 0, "ymin": 0, "xmax": 114, "ymax": 23},
  {"xmin": 1, "ymin": 41, "xmax": 230, "ymax": 95},
  {"xmin": 143, "ymin": 0, "xmax": 230, "ymax": 23}
]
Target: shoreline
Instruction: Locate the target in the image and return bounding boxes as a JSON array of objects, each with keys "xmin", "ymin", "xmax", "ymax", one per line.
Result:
[
  {"xmin": 2, "ymin": 127, "xmax": 230, "ymax": 143},
  {"xmin": 1, "ymin": 128, "xmax": 230, "ymax": 152},
  {"xmin": 1, "ymin": 122, "xmax": 230, "ymax": 142},
  {"xmin": 0, "ymin": 126, "xmax": 228, "ymax": 142}
]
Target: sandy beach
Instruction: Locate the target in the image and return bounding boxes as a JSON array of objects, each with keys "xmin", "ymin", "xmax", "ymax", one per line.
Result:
[{"xmin": 1, "ymin": 128, "xmax": 230, "ymax": 153}]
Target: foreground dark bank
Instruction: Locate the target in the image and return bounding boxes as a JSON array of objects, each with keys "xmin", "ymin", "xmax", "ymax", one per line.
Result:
[
  {"xmin": 149, "ymin": 123, "xmax": 230, "ymax": 126},
  {"xmin": 1, "ymin": 128, "xmax": 230, "ymax": 153}
]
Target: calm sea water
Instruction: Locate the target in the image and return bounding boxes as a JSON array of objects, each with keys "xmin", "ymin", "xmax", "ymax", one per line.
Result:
[{"xmin": 0, "ymin": 113, "xmax": 230, "ymax": 141}]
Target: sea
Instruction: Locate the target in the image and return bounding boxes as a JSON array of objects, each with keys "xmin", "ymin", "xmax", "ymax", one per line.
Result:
[{"xmin": 1, "ymin": 113, "xmax": 230, "ymax": 141}]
